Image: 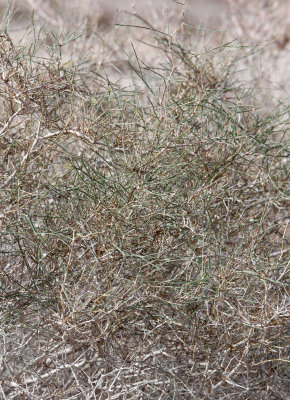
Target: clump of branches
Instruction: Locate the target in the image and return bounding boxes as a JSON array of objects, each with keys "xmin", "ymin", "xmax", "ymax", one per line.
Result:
[{"xmin": 0, "ymin": 16, "xmax": 289, "ymax": 400}]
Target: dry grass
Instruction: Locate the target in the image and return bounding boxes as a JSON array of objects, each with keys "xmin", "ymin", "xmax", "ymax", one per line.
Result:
[{"xmin": 0, "ymin": 2, "xmax": 289, "ymax": 399}]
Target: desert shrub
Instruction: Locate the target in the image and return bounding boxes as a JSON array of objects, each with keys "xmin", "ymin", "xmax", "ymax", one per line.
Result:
[{"xmin": 0, "ymin": 19, "xmax": 289, "ymax": 400}]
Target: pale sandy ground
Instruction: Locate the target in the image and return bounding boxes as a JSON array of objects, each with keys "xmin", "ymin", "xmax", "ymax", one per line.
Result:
[{"xmin": 0, "ymin": 0, "xmax": 289, "ymax": 107}]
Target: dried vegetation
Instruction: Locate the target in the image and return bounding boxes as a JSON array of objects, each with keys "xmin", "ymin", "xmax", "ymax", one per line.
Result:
[{"xmin": 0, "ymin": 2, "xmax": 289, "ymax": 399}]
